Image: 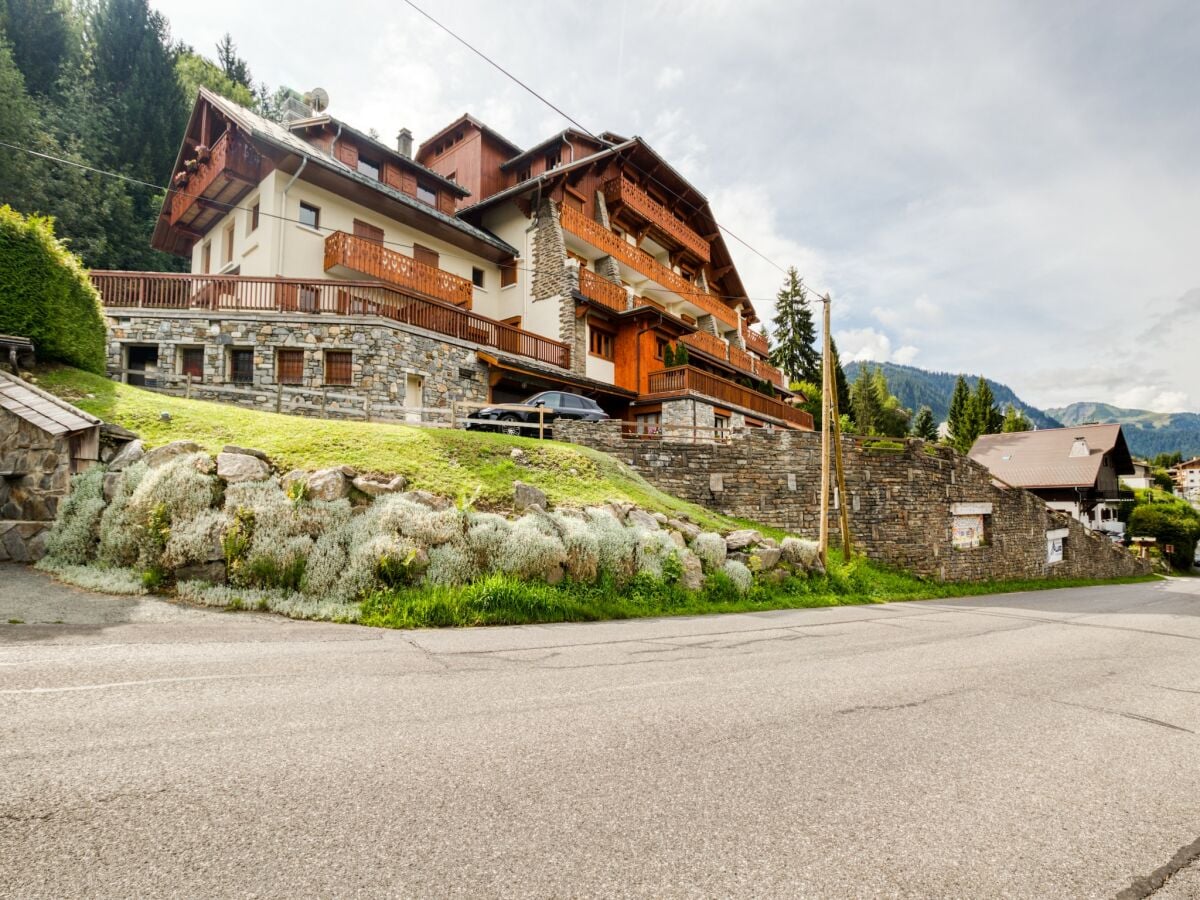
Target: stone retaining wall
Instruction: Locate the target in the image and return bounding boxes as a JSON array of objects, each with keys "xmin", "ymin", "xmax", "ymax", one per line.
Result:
[
  {"xmin": 556, "ymin": 420, "xmax": 1150, "ymax": 582},
  {"xmin": 0, "ymin": 412, "xmax": 71, "ymax": 562}
]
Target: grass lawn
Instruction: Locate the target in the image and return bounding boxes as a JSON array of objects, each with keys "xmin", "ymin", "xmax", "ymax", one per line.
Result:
[{"xmin": 34, "ymin": 365, "xmax": 766, "ymax": 532}]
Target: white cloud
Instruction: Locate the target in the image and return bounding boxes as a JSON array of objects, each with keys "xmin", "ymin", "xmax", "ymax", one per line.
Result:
[
  {"xmin": 893, "ymin": 345, "xmax": 920, "ymax": 365},
  {"xmin": 836, "ymin": 328, "xmax": 920, "ymax": 365},
  {"xmin": 1112, "ymin": 387, "xmax": 1191, "ymax": 414},
  {"xmin": 655, "ymin": 66, "xmax": 684, "ymax": 90}
]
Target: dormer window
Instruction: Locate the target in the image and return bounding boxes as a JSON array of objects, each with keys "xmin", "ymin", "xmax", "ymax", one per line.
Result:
[
  {"xmin": 416, "ymin": 182, "xmax": 437, "ymax": 206},
  {"xmin": 357, "ymin": 156, "xmax": 380, "ymax": 180},
  {"xmin": 545, "ymin": 149, "xmax": 560, "ymax": 170},
  {"xmin": 517, "ymin": 166, "xmax": 531, "ymax": 182}
]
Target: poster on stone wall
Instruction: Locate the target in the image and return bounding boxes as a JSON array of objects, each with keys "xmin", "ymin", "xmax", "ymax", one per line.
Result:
[
  {"xmin": 1046, "ymin": 528, "xmax": 1068, "ymax": 565},
  {"xmin": 952, "ymin": 514, "xmax": 986, "ymax": 549}
]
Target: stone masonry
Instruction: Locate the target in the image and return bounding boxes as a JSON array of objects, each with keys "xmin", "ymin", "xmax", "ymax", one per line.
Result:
[
  {"xmin": 529, "ymin": 197, "xmax": 586, "ymax": 376},
  {"xmin": 106, "ymin": 310, "xmax": 490, "ymax": 417},
  {"xmin": 556, "ymin": 420, "xmax": 1150, "ymax": 582},
  {"xmin": 0, "ymin": 412, "xmax": 72, "ymax": 562}
]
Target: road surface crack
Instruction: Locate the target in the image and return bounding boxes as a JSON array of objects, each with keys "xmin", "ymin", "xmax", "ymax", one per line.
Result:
[
  {"xmin": 1049, "ymin": 699, "xmax": 1194, "ymax": 734},
  {"xmin": 837, "ymin": 689, "xmax": 960, "ymax": 715},
  {"xmin": 1114, "ymin": 833, "xmax": 1200, "ymax": 898}
]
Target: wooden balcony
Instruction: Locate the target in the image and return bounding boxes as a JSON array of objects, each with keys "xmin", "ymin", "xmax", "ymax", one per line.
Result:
[
  {"xmin": 680, "ymin": 332, "xmax": 787, "ymax": 390},
  {"xmin": 91, "ymin": 271, "xmax": 570, "ymax": 369},
  {"xmin": 728, "ymin": 343, "xmax": 754, "ymax": 374},
  {"xmin": 753, "ymin": 358, "xmax": 786, "ymax": 390},
  {"xmin": 324, "ymin": 231, "xmax": 474, "ymax": 307},
  {"xmin": 680, "ymin": 330, "xmax": 726, "ymax": 358},
  {"xmin": 168, "ymin": 129, "xmax": 262, "ymax": 230},
  {"xmin": 647, "ymin": 366, "xmax": 813, "ymax": 429},
  {"xmin": 741, "ymin": 325, "xmax": 769, "ymax": 357},
  {"xmin": 559, "ymin": 205, "xmax": 737, "ymax": 328},
  {"xmin": 602, "ymin": 177, "xmax": 710, "ymax": 263},
  {"xmin": 578, "ymin": 267, "xmax": 629, "ymax": 312}
]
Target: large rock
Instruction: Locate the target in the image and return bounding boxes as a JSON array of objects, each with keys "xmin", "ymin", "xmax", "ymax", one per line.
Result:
[
  {"xmin": 626, "ymin": 508, "xmax": 661, "ymax": 531},
  {"xmin": 221, "ymin": 444, "xmax": 270, "ymax": 462},
  {"xmin": 281, "ymin": 469, "xmax": 308, "ymax": 496},
  {"xmin": 513, "ymin": 480, "xmax": 548, "ymax": 512},
  {"xmin": 217, "ymin": 451, "xmax": 272, "ymax": 484},
  {"xmin": 107, "ymin": 439, "xmax": 145, "ymax": 471},
  {"xmin": 679, "ymin": 551, "xmax": 705, "ymax": 591},
  {"xmin": 142, "ymin": 440, "xmax": 202, "ymax": 468},
  {"xmin": 724, "ymin": 529, "xmax": 761, "ymax": 551},
  {"xmin": 353, "ymin": 474, "xmax": 408, "ymax": 497},
  {"xmin": 102, "ymin": 471, "xmax": 123, "ymax": 503},
  {"xmin": 667, "ymin": 518, "xmax": 701, "ymax": 541},
  {"xmin": 175, "ymin": 561, "xmax": 227, "ymax": 585},
  {"xmin": 306, "ymin": 468, "xmax": 352, "ymax": 502},
  {"xmin": 404, "ymin": 490, "xmax": 451, "ymax": 511},
  {"xmin": 750, "ymin": 546, "xmax": 782, "ymax": 572}
]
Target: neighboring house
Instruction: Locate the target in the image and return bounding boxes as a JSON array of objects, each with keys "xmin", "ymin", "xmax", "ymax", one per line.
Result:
[
  {"xmin": 1170, "ymin": 458, "xmax": 1200, "ymax": 498},
  {"xmin": 92, "ymin": 89, "xmax": 809, "ymax": 433},
  {"xmin": 0, "ymin": 371, "xmax": 101, "ymax": 561},
  {"xmin": 968, "ymin": 424, "xmax": 1134, "ymax": 538},
  {"xmin": 1120, "ymin": 460, "xmax": 1154, "ymax": 491}
]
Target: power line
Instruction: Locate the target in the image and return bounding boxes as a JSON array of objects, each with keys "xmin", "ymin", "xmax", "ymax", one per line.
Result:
[
  {"xmin": 399, "ymin": 0, "xmax": 791, "ymax": 280},
  {"xmin": 0, "ymin": 138, "xmax": 794, "ymax": 306}
]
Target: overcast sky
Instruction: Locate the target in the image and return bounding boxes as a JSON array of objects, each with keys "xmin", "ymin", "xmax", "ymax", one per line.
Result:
[{"xmin": 155, "ymin": 0, "xmax": 1200, "ymax": 413}]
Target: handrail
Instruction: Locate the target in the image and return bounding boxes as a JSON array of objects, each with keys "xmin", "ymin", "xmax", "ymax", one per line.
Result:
[
  {"xmin": 559, "ymin": 205, "xmax": 738, "ymax": 328},
  {"xmin": 324, "ymin": 231, "xmax": 474, "ymax": 307},
  {"xmin": 168, "ymin": 130, "xmax": 261, "ymax": 226},
  {"xmin": 577, "ymin": 267, "xmax": 629, "ymax": 312},
  {"xmin": 647, "ymin": 365, "xmax": 813, "ymax": 429},
  {"xmin": 602, "ymin": 177, "xmax": 710, "ymax": 262},
  {"xmin": 741, "ymin": 325, "xmax": 769, "ymax": 357},
  {"xmin": 90, "ymin": 270, "xmax": 570, "ymax": 370},
  {"xmin": 680, "ymin": 331, "xmax": 787, "ymax": 390}
]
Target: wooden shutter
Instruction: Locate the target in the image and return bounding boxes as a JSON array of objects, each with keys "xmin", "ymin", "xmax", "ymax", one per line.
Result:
[
  {"xmin": 353, "ymin": 219, "xmax": 384, "ymax": 244},
  {"xmin": 277, "ymin": 349, "xmax": 304, "ymax": 385},
  {"xmin": 324, "ymin": 351, "xmax": 352, "ymax": 386},
  {"xmin": 180, "ymin": 348, "xmax": 204, "ymax": 379},
  {"xmin": 413, "ymin": 244, "xmax": 439, "ymax": 269}
]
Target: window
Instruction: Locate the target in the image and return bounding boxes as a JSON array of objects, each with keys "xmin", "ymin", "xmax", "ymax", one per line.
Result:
[
  {"xmin": 714, "ymin": 412, "xmax": 731, "ymax": 440},
  {"xmin": 413, "ymin": 244, "xmax": 439, "ymax": 269},
  {"xmin": 247, "ymin": 200, "xmax": 260, "ymax": 234},
  {"xmin": 179, "ymin": 347, "xmax": 204, "ymax": 380},
  {"xmin": 201, "ymin": 242, "xmax": 211, "ymax": 274},
  {"xmin": 324, "ymin": 350, "xmax": 352, "ymax": 386},
  {"xmin": 636, "ymin": 412, "xmax": 661, "ymax": 437},
  {"xmin": 357, "ymin": 156, "xmax": 380, "ymax": 180},
  {"xmin": 516, "ymin": 166, "xmax": 531, "ymax": 183},
  {"xmin": 298, "ymin": 202, "xmax": 320, "ymax": 229},
  {"xmin": 545, "ymin": 149, "xmax": 560, "ymax": 169},
  {"xmin": 589, "ymin": 325, "xmax": 614, "ymax": 360},
  {"xmin": 655, "ymin": 337, "xmax": 670, "ymax": 360},
  {"xmin": 276, "ymin": 349, "xmax": 304, "ymax": 385},
  {"xmin": 472, "ymin": 267, "xmax": 485, "ymax": 288},
  {"xmin": 500, "ymin": 260, "xmax": 518, "ymax": 288},
  {"xmin": 222, "ymin": 223, "xmax": 234, "ymax": 266},
  {"xmin": 230, "ymin": 348, "xmax": 254, "ymax": 384},
  {"xmin": 416, "ymin": 182, "xmax": 437, "ymax": 206}
]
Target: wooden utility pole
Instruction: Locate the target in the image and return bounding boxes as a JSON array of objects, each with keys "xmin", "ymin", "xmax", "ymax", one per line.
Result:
[
  {"xmin": 818, "ymin": 296, "xmax": 832, "ymax": 567},
  {"xmin": 828, "ymin": 316, "xmax": 853, "ymax": 559}
]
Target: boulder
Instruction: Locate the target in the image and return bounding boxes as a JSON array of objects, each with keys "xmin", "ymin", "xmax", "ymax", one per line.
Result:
[
  {"xmin": 222, "ymin": 444, "xmax": 270, "ymax": 462},
  {"xmin": 605, "ymin": 500, "xmax": 635, "ymax": 522},
  {"xmin": 306, "ymin": 468, "xmax": 352, "ymax": 502},
  {"xmin": 513, "ymin": 480, "xmax": 548, "ymax": 512},
  {"xmin": 668, "ymin": 530, "xmax": 686, "ymax": 549},
  {"xmin": 728, "ymin": 552, "xmax": 749, "ymax": 565},
  {"xmin": 352, "ymin": 474, "xmax": 408, "ymax": 497},
  {"xmin": 751, "ymin": 547, "xmax": 782, "ymax": 572},
  {"xmin": 724, "ymin": 529, "xmax": 761, "ymax": 551},
  {"xmin": 142, "ymin": 440, "xmax": 202, "ymax": 468},
  {"xmin": 281, "ymin": 469, "xmax": 308, "ymax": 496},
  {"xmin": 405, "ymin": 490, "xmax": 451, "ymax": 511},
  {"xmin": 510, "ymin": 447, "xmax": 527, "ymax": 463},
  {"xmin": 217, "ymin": 452, "xmax": 272, "ymax": 484},
  {"xmin": 102, "ymin": 471, "xmax": 123, "ymax": 503},
  {"xmin": 667, "ymin": 518, "xmax": 701, "ymax": 541},
  {"xmin": 585, "ymin": 505, "xmax": 618, "ymax": 522},
  {"xmin": 626, "ymin": 508, "xmax": 661, "ymax": 531},
  {"xmin": 107, "ymin": 439, "xmax": 145, "ymax": 471},
  {"xmin": 679, "ymin": 551, "xmax": 705, "ymax": 591},
  {"xmin": 651, "ymin": 512, "xmax": 668, "ymax": 525}
]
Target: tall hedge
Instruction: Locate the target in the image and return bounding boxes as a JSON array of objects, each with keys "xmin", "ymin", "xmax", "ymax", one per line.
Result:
[{"xmin": 0, "ymin": 204, "xmax": 107, "ymax": 373}]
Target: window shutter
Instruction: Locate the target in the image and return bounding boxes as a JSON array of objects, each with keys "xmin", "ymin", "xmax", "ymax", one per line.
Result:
[
  {"xmin": 413, "ymin": 244, "xmax": 439, "ymax": 269},
  {"xmin": 353, "ymin": 219, "xmax": 384, "ymax": 244}
]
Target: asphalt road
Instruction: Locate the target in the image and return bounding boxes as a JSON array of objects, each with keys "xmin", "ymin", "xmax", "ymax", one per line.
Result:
[{"xmin": 2, "ymin": 565, "xmax": 1200, "ymax": 899}]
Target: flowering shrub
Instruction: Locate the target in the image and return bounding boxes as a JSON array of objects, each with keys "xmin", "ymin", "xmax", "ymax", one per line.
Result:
[
  {"xmin": 692, "ymin": 532, "xmax": 727, "ymax": 571},
  {"xmin": 44, "ymin": 466, "xmax": 106, "ymax": 564},
  {"xmin": 721, "ymin": 559, "xmax": 753, "ymax": 593}
]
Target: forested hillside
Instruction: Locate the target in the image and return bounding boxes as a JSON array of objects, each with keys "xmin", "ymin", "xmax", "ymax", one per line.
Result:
[
  {"xmin": 0, "ymin": 0, "xmax": 288, "ymax": 272},
  {"xmin": 842, "ymin": 361, "xmax": 1059, "ymax": 429},
  {"xmin": 1047, "ymin": 403, "xmax": 1200, "ymax": 459}
]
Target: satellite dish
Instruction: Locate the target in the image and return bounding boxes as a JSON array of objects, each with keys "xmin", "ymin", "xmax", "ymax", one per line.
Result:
[{"xmin": 305, "ymin": 87, "xmax": 330, "ymax": 113}]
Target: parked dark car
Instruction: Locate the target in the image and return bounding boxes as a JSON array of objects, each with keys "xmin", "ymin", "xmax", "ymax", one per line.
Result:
[{"xmin": 468, "ymin": 391, "xmax": 609, "ymax": 436}]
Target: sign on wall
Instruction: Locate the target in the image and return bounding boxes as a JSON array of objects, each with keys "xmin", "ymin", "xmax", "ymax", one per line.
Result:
[
  {"xmin": 952, "ymin": 514, "xmax": 986, "ymax": 549},
  {"xmin": 1046, "ymin": 527, "xmax": 1068, "ymax": 565}
]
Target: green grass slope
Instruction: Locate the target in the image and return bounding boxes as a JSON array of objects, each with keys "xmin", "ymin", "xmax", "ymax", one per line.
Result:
[{"xmin": 35, "ymin": 366, "xmax": 758, "ymax": 532}]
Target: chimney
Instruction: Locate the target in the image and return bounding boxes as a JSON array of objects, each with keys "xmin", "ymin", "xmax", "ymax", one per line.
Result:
[
  {"xmin": 1070, "ymin": 437, "xmax": 1090, "ymax": 458},
  {"xmin": 396, "ymin": 128, "xmax": 413, "ymax": 158}
]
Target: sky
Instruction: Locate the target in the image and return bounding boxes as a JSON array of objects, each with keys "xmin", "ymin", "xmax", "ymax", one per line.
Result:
[{"xmin": 155, "ymin": 0, "xmax": 1200, "ymax": 413}]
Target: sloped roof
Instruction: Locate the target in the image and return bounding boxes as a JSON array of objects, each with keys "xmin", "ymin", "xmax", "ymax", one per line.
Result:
[
  {"xmin": 968, "ymin": 424, "xmax": 1133, "ymax": 489},
  {"xmin": 0, "ymin": 371, "xmax": 101, "ymax": 436},
  {"xmin": 418, "ymin": 113, "xmax": 524, "ymax": 159}
]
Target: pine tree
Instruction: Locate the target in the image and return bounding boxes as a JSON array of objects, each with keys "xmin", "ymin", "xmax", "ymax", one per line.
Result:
[
  {"xmin": 830, "ymin": 338, "xmax": 852, "ymax": 429},
  {"xmin": 215, "ymin": 32, "xmax": 252, "ymax": 89},
  {"xmin": 946, "ymin": 375, "xmax": 971, "ymax": 451},
  {"xmin": 0, "ymin": 0, "xmax": 75, "ymax": 97},
  {"xmin": 770, "ymin": 267, "xmax": 819, "ymax": 384},
  {"xmin": 1001, "ymin": 405, "xmax": 1032, "ymax": 433},
  {"xmin": 911, "ymin": 406, "xmax": 938, "ymax": 440},
  {"xmin": 969, "ymin": 377, "xmax": 1003, "ymax": 438},
  {"xmin": 850, "ymin": 365, "xmax": 883, "ymax": 435}
]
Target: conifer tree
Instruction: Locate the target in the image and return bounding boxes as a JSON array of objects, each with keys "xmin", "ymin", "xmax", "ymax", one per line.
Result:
[
  {"xmin": 1001, "ymin": 405, "xmax": 1032, "ymax": 433},
  {"xmin": 850, "ymin": 365, "xmax": 883, "ymax": 435},
  {"xmin": 969, "ymin": 377, "xmax": 1003, "ymax": 438},
  {"xmin": 770, "ymin": 267, "xmax": 819, "ymax": 384},
  {"xmin": 215, "ymin": 33, "xmax": 252, "ymax": 89},
  {"xmin": 946, "ymin": 375, "xmax": 972, "ymax": 451},
  {"xmin": 830, "ymin": 338, "xmax": 852, "ymax": 428},
  {"xmin": 0, "ymin": 0, "xmax": 75, "ymax": 97},
  {"xmin": 911, "ymin": 406, "xmax": 938, "ymax": 440}
]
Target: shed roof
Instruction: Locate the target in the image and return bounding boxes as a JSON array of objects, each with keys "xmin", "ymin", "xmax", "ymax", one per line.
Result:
[
  {"xmin": 0, "ymin": 371, "xmax": 101, "ymax": 436},
  {"xmin": 968, "ymin": 424, "xmax": 1133, "ymax": 489}
]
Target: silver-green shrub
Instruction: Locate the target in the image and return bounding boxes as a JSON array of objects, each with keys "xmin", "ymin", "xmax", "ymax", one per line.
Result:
[
  {"xmin": 780, "ymin": 537, "xmax": 820, "ymax": 570},
  {"xmin": 425, "ymin": 541, "xmax": 479, "ymax": 586},
  {"xmin": 585, "ymin": 508, "xmax": 637, "ymax": 579},
  {"xmin": 636, "ymin": 529, "xmax": 679, "ymax": 580},
  {"xmin": 162, "ymin": 507, "xmax": 230, "ymax": 569},
  {"xmin": 466, "ymin": 512, "xmax": 513, "ymax": 572},
  {"xmin": 126, "ymin": 453, "xmax": 216, "ymax": 526},
  {"xmin": 721, "ymin": 559, "xmax": 753, "ymax": 593},
  {"xmin": 692, "ymin": 532, "xmax": 727, "ymax": 571},
  {"xmin": 97, "ymin": 461, "xmax": 147, "ymax": 566},
  {"xmin": 552, "ymin": 512, "xmax": 600, "ymax": 582},
  {"xmin": 493, "ymin": 513, "xmax": 567, "ymax": 579},
  {"xmin": 35, "ymin": 557, "xmax": 146, "ymax": 594},
  {"xmin": 44, "ymin": 466, "xmax": 106, "ymax": 564}
]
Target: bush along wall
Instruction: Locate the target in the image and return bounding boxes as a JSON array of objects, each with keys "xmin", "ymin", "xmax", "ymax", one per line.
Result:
[
  {"xmin": 36, "ymin": 440, "xmax": 827, "ymax": 624},
  {"xmin": 0, "ymin": 205, "xmax": 107, "ymax": 373}
]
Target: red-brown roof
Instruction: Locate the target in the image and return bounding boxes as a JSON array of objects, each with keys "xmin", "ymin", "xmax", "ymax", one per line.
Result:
[{"xmin": 968, "ymin": 424, "xmax": 1133, "ymax": 489}]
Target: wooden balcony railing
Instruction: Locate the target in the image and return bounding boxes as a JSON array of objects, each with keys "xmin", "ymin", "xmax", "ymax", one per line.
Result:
[
  {"xmin": 578, "ymin": 267, "xmax": 629, "ymax": 312},
  {"xmin": 728, "ymin": 343, "xmax": 754, "ymax": 374},
  {"xmin": 91, "ymin": 271, "xmax": 570, "ymax": 369},
  {"xmin": 559, "ymin": 205, "xmax": 737, "ymax": 328},
  {"xmin": 741, "ymin": 325, "xmax": 769, "ymax": 357},
  {"xmin": 324, "ymin": 231, "xmax": 473, "ymax": 307},
  {"xmin": 753, "ymin": 358, "xmax": 786, "ymax": 390},
  {"xmin": 680, "ymin": 330, "xmax": 727, "ymax": 358},
  {"xmin": 168, "ymin": 130, "xmax": 262, "ymax": 227},
  {"xmin": 602, "ymin": 177, "xmax": 710, "ymax": 262},
  {"xmin": 680, "ymin": 331, "xmax": 788, "ymax": 390},
  {"xmin": 647, "ymin": 366, "xmax": 813, "ymax": 429}
]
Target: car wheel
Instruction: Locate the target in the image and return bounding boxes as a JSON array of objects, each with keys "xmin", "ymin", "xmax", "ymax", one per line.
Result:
[{"xmin": 498, "ymin": 413, "xmax": 522, "ymax": 437}]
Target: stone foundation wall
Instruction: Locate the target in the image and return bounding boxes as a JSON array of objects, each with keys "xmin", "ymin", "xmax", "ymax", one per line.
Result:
[
  {"xmin": 556, "ymin": 420, "xmax": 1150, "ymax": 582},
  {"xmin": 0, "ymin": 412, "xmax": 72, "ymax": 562},
  {"xmin": 105, "ymin": 310, "xmax": 490, "ymax": 416}
]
